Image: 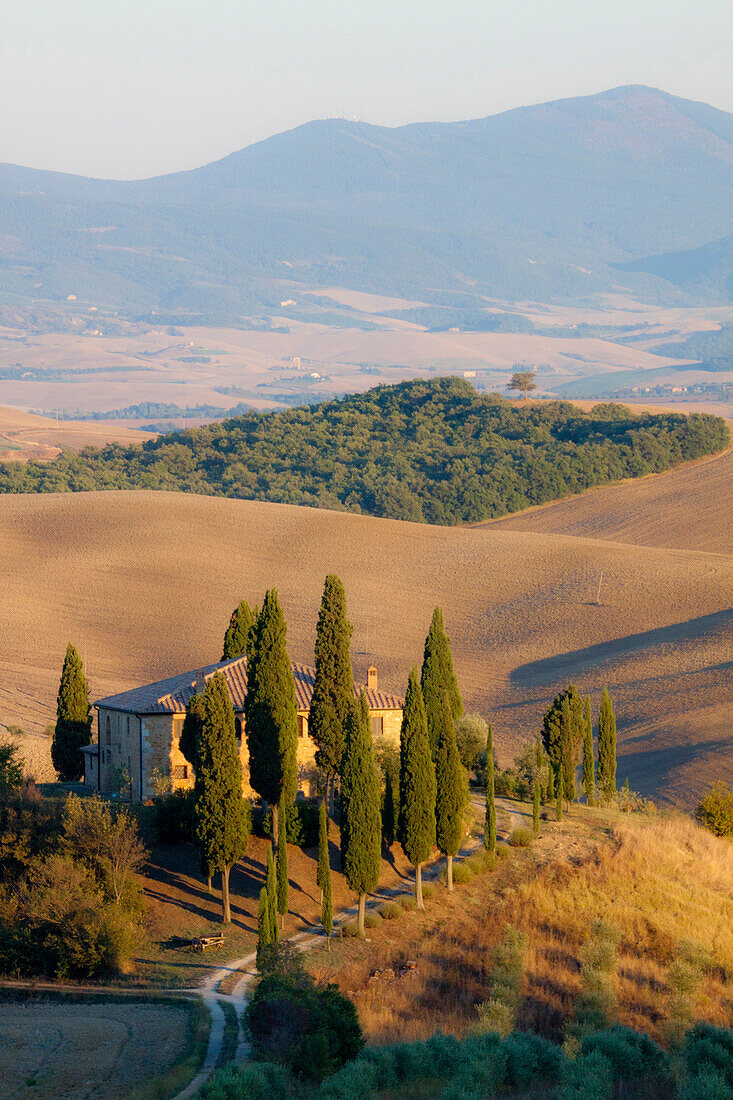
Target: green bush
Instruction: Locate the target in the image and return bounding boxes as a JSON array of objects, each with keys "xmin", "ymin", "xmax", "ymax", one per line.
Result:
[
  {"xmin": 358, "ymin": 1046, "xmax": 399, "ymax": 1089},
  {"xmin": 341, "ymin": 921, "xmax": 359, "ymax": 938},
  {"xmin": 363, "ymin": 911, "xmax": 381, "ymax": 930},
  {"xmin": 695, "ymin": 783, "xmax": 733, "ymax": 838},
  {"xmin": 680, "ymin": 1068, "xmax": 732, "ymax": 1100},
  {"xmin": 421, "ymin": 883, "xmax": 435, "ymax": 899},
  {"xmin": 557, "ymin": 1051, "xmax": 613, "ymax": 1100},
  {"xmin": 503, "ymin": 1031, "xmax": 564, "ymax": 1089},
  {"xmin": 259, "ymin": 799, "xmax": 320, "ymax": 847},
  {"xmin": 245, "ymin": 974, "xmax": 363, "ymax": 1082},
  {"xmin": 466, "ymin": 849, "xmax": 495, "ymax": 873},
  {"xmin": 683, "ymin": 1023, "xmax": 733, "ymax": 1088},
  {"xmin": 397, "ymin": 894, "xmax": 417, "ymax": 911},
  {"xmin": 378, "ymin": 901, "xmax": 402, "ymax": 920},
  {"xmin": 581, "ymin": 1026, "xmax": 668, "ymax": 1081},
  {"xmin": 198, "ymin": 1061, "xmax": 292, "ymax": 1100},
  {"xmin": 495, "ymin": 842, "xmax": 511, "ymax": 860},
  {"xmin": 451, "ymin": 863, "xmax": 473, "ymax": 884},
  {"xmin": 508, "ymin": 827, "xmax": 532, "ymax": 847},
  {"xmin": 154, "ymin": 789, "xmax": 195, "ymax": 844}
]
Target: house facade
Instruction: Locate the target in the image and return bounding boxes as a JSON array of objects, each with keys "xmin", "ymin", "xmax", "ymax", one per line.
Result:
[{"xmin": 86, "ymin": 656, "xmax": 403, "ymax": 801}]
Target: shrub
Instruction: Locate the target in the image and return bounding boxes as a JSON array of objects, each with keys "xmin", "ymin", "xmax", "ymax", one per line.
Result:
[
  {"xmin": 495, "ymin": 842, "xmax": 511, "ymax": 860},
  {"xmin": 473, "ymin": 998, "xmax": 514, "ymax": 1037},
  {"xmin": 557, "ymin": 1051, "xmax": 613, "ymax": 1100},
  {"xmin": 581, "ymin": 1026, "xmax": 668, "ymax": 1081},
  {"xmin": 259, "ymin": 798, "xmax": 320, "ymax": 847},
  {"xmin": 378, "ymin": 901, "xmax": 402, "ymax": 920},
  {"xmin": 421, "ymin": 883, "xmax": 435, "ymax": 899},
  {"xmin": 425, "ymin": 1031, "xmax": 462, "ymax": 1074},
  {"xmin": 363, "ymin": 911, "xmax": 381, "ymax": 930},
  {"xmin": 198, "ymin": 1061, "xmax": 292, "ymax": 1100},
  {"xmin": 683, "ymin": 1023, "xmax": 733, "ymax": 1088},
  {"xmin": 318, "ymin": 1060, "xmax": 377, "ymax": 1100},
  {"xmin": 451, "ymin": 863, "xmax": 473, "ymax": 884},
  {"xmin": 0, "ymin": 741, "xmax": 24, "ymax": 794},
  {"xmin": 359, "ymin": 1045, "xmax": 399, "ymax": 1089},
  {"xmin": 245, "ymin": 973, "xmax": 363, "ymax": 1082},
  {"xmin": 398, "ymin": 894, "xmax": 417, "ymax": 911},
  {"xmin": 508, "ymin": 827, "xmax": 532, "ymax": 847},
  {"xmin": 341, "ymin": 921, "xmax": 359, "ymax": 938},
  {"xmin": 569, "ymin": 921, "xmax": 621, "ymax": 1039},
  {"xmin": 467, "ymin": 848, "xmax": 496, "ymax": 873},
  {"xmin": 695, "ymin": 783, "xmax": 733, "ymax": 838},
  {"xmin": 680, "ymin": 1068, "xmax": 732, "ymax": 1100},
  {"xmin": 154, "ymin": 789, "xmax": 195, "ymax": 844},
  {"xmin": 503, "ymin": 1031, "xmax": 564, "ymax": 1089}
]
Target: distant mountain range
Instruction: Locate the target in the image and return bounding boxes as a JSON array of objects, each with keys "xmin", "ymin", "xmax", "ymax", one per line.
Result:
[{"xmin": 1, "ymin": 85, "xmax": 732, "ymax": 323}]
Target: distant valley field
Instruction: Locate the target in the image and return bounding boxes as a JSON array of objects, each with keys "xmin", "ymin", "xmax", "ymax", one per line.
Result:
[{"xmin": 1, "ymin": 454, "xmax": 731, "ymax": 807}]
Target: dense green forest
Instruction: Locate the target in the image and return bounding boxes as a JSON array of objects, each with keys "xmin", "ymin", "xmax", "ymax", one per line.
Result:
[{"xmin": 0, "ymin": 379, "xmax": 728, "ymax": 524}]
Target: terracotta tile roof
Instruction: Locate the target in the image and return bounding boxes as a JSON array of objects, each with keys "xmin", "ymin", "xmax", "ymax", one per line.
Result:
[{"xmin": 94, "ymin": 656, "xmax": 403, "ymax": 716}]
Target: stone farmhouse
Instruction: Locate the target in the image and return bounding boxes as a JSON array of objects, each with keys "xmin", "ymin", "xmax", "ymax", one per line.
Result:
[{"xmin": 84, "ymin": 656, "xmax": 403, "ymax": 801}]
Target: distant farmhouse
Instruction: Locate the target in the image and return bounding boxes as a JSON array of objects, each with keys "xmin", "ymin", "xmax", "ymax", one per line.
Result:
[{"xmin": 85, "ymin": 656, "xmax": 403, "ymax": 801}]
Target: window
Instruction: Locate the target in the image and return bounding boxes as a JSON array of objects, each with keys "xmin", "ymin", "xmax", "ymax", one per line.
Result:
[
  {"xmin": 297, "ymin": 715, "xmax": 307, "ymax": 739},
  {"xmin": 126, "ymin": 716, "xmax": 130, "ymax": 737},
  {"xmin": 370, "ymin": 715, "xmax": 384, "ymax": 737},
  {"xmin": 235, "ymin": 717, "xmax": 243, "ymax": 742},
  {"xmin": 105, "ymin": 716, "xmax": 111, "ymax": 745},
  {"xmin": 171, "ymin": 764, "xmax": 189, "ymax": 781}
]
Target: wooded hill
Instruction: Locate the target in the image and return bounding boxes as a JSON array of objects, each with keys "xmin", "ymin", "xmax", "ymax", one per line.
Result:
[{"xmin": 0, "ymin": 378, "xmax": 727, "ymax": 524}]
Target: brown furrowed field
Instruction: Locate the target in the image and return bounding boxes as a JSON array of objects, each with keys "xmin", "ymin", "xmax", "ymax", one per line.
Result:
[
  {"xmin": 309, "ymin": 809, "xmax": 733, "ymax": 1045},
  {"xmin": 0, "ymin": 998, "xmax": 192, "ymax": 1099},
  {"xmin": 0, "ymin": 405, "xmax": 150, "ymax": 463},
  {"xmin": 1, "ymin": 482, "xmax": 731, "ymax": 807}
]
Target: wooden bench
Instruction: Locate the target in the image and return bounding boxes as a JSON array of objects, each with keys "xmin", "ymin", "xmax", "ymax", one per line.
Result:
[{"xmin": 192, "ymin": 934, "xmax": 225, "ymax": 953}]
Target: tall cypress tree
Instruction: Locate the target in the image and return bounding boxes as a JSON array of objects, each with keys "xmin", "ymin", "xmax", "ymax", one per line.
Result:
[
  {"xmin": 542, "ymin": 685, "xmax": 583, "ymax": 802},
  {"xmin": 341, "ymin": 694, "xmax": 382, "ymax": 937},
  {"xmin": 222, "ymin": 600, "xmax": 257, "ymax": 661},
  {"xmin": 309, "ymin": 575, "xmax": 354, "ymax": 808},
  {"xmin": 179, "ymin": 692, "xmax": 205, "ymax": 769},
  {"xmin": 582, "ymin": 695, "xmax": 595, "ymax": 806},
  {"xmin": 485, "ymin": 722, "xmax": 496, "ymax": 855},
  {"xmin": 193, "ymin": 672, "xmax": 250, "ymax": 922},
  {"xmin": 256, "ymin": 886, "xmax": 271, "ymax": 969},
  {"xmin": 556, "ymin": 766, "xmax": 565, "ymax": 822},
  {"xmin": 435, "ymin": 693, "xmax": 466, "ymax": 891},
  {"xmin": 535, "ymin": 732, "xmax": 546, "ymax": 802},
  {"xmin": 421, "ymin": 608, "xmax": 463, "ymax": 755},
  {"xmin": 533, "ymin": 779, "xmax": 540, "ymax": 837},
  {"xmin": 245, "ymin": 590, "xmax": 298, "ymax": 843},
  {"xmin": 276, "ymin": 793, "xmax": 288, "ymax": 930},
  {"xmin": 547, "ymin": 762, "xmax": 555, "ymax": 802},
  {"xmin": 398, "ymin": 668, "xmax": 436, "ymax": 909},
  {"xmin": 560, "ymin": 696, "xmax": 576, "ymax": 802},
  {"xmin": 51, "ymin": 643, "xmax": 92, "ymax": 781},
  {"xmin": 317, "ymin": 800, "xmax": 333, "ymax": 950},
  {"xmin": 265, "ymin": 843, "xmax": 279, "ymax": 943},
  {"xmin": 597, "ymin": 688, "xmax": 617, "ymax": 802}
]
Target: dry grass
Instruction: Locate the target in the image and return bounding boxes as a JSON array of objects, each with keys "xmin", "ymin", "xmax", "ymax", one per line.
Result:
[
  {"xmin": 310, "ymin": 811, "xmax": 733, "ymax": 1046},
  {"xmin": 0, "ymin": 405, "xmax": 149, "ymax": 463},
  {"xmin": 0, "ymin": 998, "xmax": 192, "ymax": 1099},
  {"xmin": 1, "ymin": 489, "xmax": 731, "ymax": 806}
]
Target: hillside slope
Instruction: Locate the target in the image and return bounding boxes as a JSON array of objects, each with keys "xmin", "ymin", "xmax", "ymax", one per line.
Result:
[
  {"xmin": 1, "ymin": 86, "xmax": 732, "ymax": 316},
  {"xmin": 1, "ymin": 490, "xmax": 730, "ymax": 808}
]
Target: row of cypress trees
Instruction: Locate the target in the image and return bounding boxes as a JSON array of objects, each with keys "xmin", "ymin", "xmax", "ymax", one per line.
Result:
[{"xmin": 541, "ymin": 683, "xmax": 617, "ymax": 806}]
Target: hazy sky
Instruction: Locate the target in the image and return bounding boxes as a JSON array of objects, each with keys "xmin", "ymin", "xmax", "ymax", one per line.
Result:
[{"xmin": 2, "ymin": 0, "xmax": 731, "ymax": 179}]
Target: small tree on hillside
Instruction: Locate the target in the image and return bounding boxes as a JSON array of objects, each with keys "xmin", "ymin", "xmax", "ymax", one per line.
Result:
[
  {"xmin": 556, "ymin": 766, "xmax": 565, "ymax": 822},
  {"xmin": 532, "ymin": 779, "xmax": 540, "ymax": 838},
  {"xmin": 582, "ymin": 695, "xmax": 595, "ymax": 805},
  {"xmin": 507, "ymin": 370, "xmax": 537, "ymax": 400},
  {"xmin": 309, "ymin": 575, "xmax": 355, "ymax": 811},
  {"xmin": 193, "ymin": 672, "xmax": 250, "ymax": 923},
  {"xmin": 265, "ymin": 842, "xmax": 279, "ymax": 943},
  {"xmin": 256, "ymin": 886, "xmax": 271, "ymax": 969},
  {"xmin": 560, "ymin": 696, "xmax": 576, "ymax": 802},
  {"xmin": 245, "ymin": 590, "xmax": 298, "ymax": 844},
  {"xmin": 52, "ymin": 643, "xmax": 92, "ymax": 781},
  {"xmin": 222, "ymin": 600, "xmax": 257, "ymax": 661},
  {"xmin": 341, "ymin": 694, "xmax": 381, "ymax": 937},
  {"xmin": 597, "ymin": 688, "xmax": 617, "ymax": 802},
  {"xmin": 421, "ymin": 608, "xmax": 463, "ymax": 756},
  {"xmin": 455, "ymin": 714, "xmax": 488, "ymax": 772},
  {"xmin": 485, "ymin": 722, "xmax": 497, "ymax": 855},
  {"xmin": 542, "ymin": 684, "xmax": 584, "ymax": 802},
  {"xmin": 435, "ymin": 694, "xmax": 467, "ymax": 891},
  {"xmin": 398, "ymin": 668, "xmax": 436, "ymax": 909},
  {"xmin": 276, "ymin": 793, "xmax": 288, "ymax": 930}
]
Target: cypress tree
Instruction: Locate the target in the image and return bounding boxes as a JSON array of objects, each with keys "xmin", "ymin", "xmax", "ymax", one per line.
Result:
[
  {"xmin": 341, "ymin": 694, "xmax": 381, "ymax": 937},
  {"xmin": 256, "ymin": 886, "xmax": 271, "ymax": 969},
  {"xmin": 547, "ymin": 762, "xmax": 555, "ymax": 802},
  {"xmin": 179, "ymin": 691, "xmax": 205, "ymax": 769},
  {"xmin": 245, "ymin": 589, "xmax": 298, "ymax": 844},
  {"xmin": 222, "ymin": 600, "xmax": 257, "ymax": 661},
  {"xmin": 382, "ymin": 768, "xmax": 396, "ymax": 848},
  {"xmin": 421, "ymin": 608, "xmax": 463, "ymax": 755},
  {"xmin": 51, "ymin": 643, "xmax": 92, "ymax": 781},
  {"xmin": 485, "ymin": 722, "xmax": 496, "ymax": 855},
  {"xmin": 533, "ymin": 779, "xmax": 540, "ymax": 838},
  {"xmin": 542, "ymin": 684, "xmax": 583, "ymax": 800},
  {"xmin": 276, "ymin": 794, "xmax": 288, "ymax": 930},
  {"xmin": 582, "ymin": 695, "xmax": 595, "ymax": 806},
  {"xmin": 556, "ymin": 766, "xmax": 564, "ymax": 822},
  {"xmin": 560, "ymin": 696, "xmax": 576, "ymax": 802},
  {"xmin": 193, "ymin": 672, "xmax": 250, "ymax": 923},
  {"xmin": 535, "ymin": 732, "xmax": 545, "ymax": 802},
  {"xmin": 597, "ymin": 688, "xmax": 617, "ymax": 802},
  {"xmin": 317, "ymin": 800, "xmax": 333, "ymax": 950},
  {"xmin": 309, "ymin": 575, "xmax": 354, "ymax": 808},
  {"xmin": 265, "ymin": 843, "xmax": 279, "ymax": 943},
  {"xmin": 398, "ymin": 668, "xmax": 436, "ymax": 909},
  {"xmin": 435, "ymin": 693, "xmax": 466, "ymax": 891}
]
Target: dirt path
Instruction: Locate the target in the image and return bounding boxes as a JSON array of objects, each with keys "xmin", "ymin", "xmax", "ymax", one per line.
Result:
[{"xmin": 173, "ymin": 795, "xmax": 522, "ymax": 1098}]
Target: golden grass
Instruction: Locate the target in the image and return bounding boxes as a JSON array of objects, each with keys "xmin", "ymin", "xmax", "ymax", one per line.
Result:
[
  {"xmin": 310, "ymin": 811, "xmax": 733, "ymax": 1045},
  {"xmin": 1, "ymin": 490, "xmax": 731, "ymax": 807}
]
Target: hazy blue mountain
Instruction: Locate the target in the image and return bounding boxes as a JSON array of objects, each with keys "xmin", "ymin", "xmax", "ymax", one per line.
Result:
[{"xmin": 1, "ymin": 85, "xmax": 731, "ymax": 321}]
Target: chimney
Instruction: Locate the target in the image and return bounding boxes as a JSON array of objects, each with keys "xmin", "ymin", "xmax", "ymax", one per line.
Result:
[{"xmin": 367, "ymin": 666, "xmax": 378, "ymax": 692}]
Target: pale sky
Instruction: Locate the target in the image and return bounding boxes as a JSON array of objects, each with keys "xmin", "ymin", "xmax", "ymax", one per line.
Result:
[{"xmin": 2, "ymin": 0, "xmax": 731, "ymax": 179}]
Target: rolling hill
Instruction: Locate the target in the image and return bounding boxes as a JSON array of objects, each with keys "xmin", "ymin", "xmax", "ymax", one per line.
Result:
[
  {"xmin": 1, "ymin": 470, "xmax": 731, "ymax": 808},
  {"xmin": 1, "ymin": 86, "xmax": 732, "ymax": 320}
]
